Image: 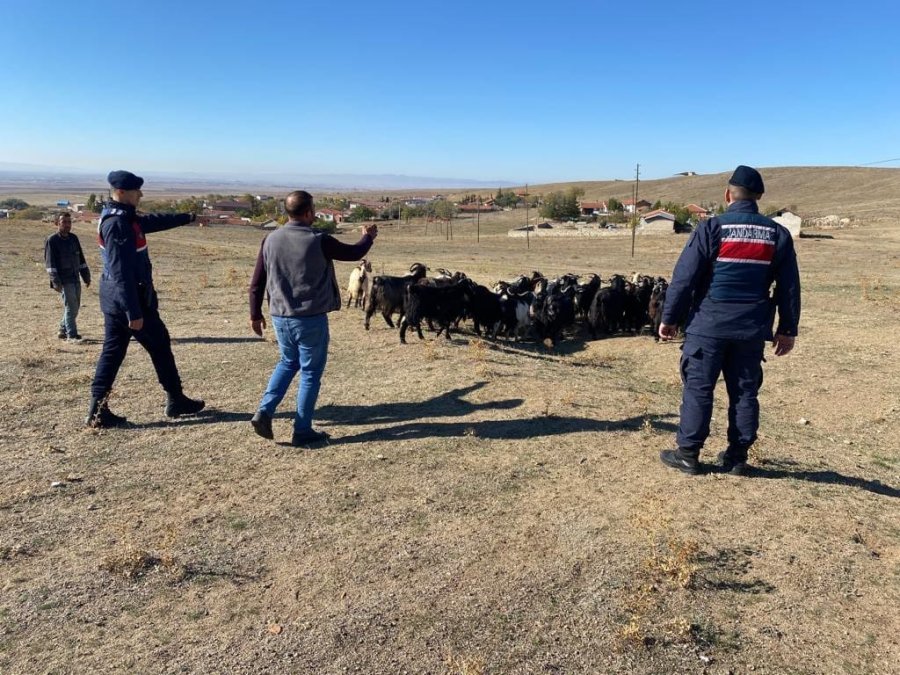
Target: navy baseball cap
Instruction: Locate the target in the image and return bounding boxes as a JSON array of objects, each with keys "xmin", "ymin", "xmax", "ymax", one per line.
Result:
[
  {"xmin": 107, "ymin": 170, "xmax": 144, "ymax": 190},
  {"xmin": 728, "ymin": 165, "xmax": 764, "ymax": 195}
]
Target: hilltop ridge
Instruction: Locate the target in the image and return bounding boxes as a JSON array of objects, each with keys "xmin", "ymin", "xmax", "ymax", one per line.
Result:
[{"xmin": 481, "ymin": 167, "xmax": 900, "ymax": 220}]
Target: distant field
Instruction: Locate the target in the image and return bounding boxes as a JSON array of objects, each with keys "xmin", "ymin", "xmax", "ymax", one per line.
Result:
[{"xmin": 0, "ymin": 216, "xmax": 898, "ymax": 673}]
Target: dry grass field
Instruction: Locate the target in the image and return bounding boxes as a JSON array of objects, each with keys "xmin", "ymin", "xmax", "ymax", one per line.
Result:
[{"xmin": 1, "ymin": 210, "xmax": 898, "ymax": 674}]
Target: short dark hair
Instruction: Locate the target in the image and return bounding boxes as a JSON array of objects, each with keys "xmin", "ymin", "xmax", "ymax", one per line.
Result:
[
  {"xmin": 284, "ymin": 190, "xmax": 314, "ymax": 219},
  {"xmin": 728, "ymin": 184, "xmax": 762, "ymax": 201},
  {"xmin": 57, "ymin": 212, "xmax": 72, "ymax": 223}
]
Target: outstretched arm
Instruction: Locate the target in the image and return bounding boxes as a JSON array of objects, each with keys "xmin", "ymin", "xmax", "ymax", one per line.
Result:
[{"xmin": 138, "ymin": 212, "xmax": 195, "ymax": 234}]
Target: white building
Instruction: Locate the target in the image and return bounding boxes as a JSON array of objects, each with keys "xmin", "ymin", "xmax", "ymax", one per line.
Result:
[{"xmin": 772, "ymin": 209, "xmax": 802, "ymax": 238}]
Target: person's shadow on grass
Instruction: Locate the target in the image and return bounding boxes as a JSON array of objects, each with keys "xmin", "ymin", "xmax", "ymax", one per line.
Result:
[
  {"xmin": 328, "ymin": 412, "xmax": 678, "ymax": 445},
  {"xmin": 130, "ymin": 409, "xmax": 252, "ymax": 429},
  {"xmin": 316, "ymin": 382, "xmax": 524, "ymax": 426},
  {"xmin": 745, "ymin": 459, "xmax": 900, "ymax": 498}
]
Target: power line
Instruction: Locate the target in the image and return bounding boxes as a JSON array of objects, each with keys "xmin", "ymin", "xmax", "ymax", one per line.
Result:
[{"xmin": 858, "ymin": 157, "xmax": 900, "ymax": 166}]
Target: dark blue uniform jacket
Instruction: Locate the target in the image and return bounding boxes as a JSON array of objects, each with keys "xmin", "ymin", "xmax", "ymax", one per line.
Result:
[
  {"xmin": 662, "ymin": 200, "xmax": 800, "ymax": 341},
  {"xmin": 97, "ymin": 201, "xmax": 192, "ymax": 321}
]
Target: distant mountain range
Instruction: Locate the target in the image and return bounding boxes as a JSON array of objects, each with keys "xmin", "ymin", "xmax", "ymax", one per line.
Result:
[{"xmin": 0, "ymin": 162, "xmax": 516, "ymax": 191}]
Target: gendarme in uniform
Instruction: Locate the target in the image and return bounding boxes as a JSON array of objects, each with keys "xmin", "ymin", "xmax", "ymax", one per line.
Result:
[
  {"xmin": 659, "ymin": 165, "xmax": 801, "ymax": 475},
  {"xmin": 85, "ymin": 170, "xmax": 205, "ymax": 427}
]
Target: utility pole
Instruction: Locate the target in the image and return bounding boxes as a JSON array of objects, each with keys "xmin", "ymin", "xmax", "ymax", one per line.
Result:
[
  {"xmin": 476, "ymin": 196, "xmax": 481, "ymax": 243},
  {"xmin": 631, "ymin": 163, "xmax": 640, "ymax": 258},
  {"xmin": 525, "ymin": 183, "xmax": 530, "ymax": 250}
]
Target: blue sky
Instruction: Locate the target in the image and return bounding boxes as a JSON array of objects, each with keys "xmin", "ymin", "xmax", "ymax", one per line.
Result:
[{"xmin": 1, "ymin": 0, "xmax": 897, "ymax": 183}]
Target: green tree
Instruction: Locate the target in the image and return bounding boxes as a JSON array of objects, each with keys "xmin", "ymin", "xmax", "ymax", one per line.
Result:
[
  {"xmin": 86, "ymin": 194, "xmax": 97, "ymax": 212},
  {"xmin": 430, "ymin": 199, "xmax": 457, "ymax": 221},
  {"xmin": 607, "ymin": 197, "xmax": 624, "ymax": 212},
  {"xmin": 0, "ymin": 198, "xmax": 29, "ymax": 210},
  {"xmin": 313, "ymin": 217, "xmax": 337, "ymax": 233},
  {"xmin": 539, "ymin": 188, "xmax": 580, "ymax": 221},
  {"xmin": 494, "ymin": 190, "xmax": 520, "ymax": 209},
  {"xmin": 10, "ymin": 206, "xmax": 45, "ymax": 220},
  {"xmin": 346, "ymin": 205, "xmax": 376, "ymax": 222},
  {"xmin": 401, "ymin": 204, "xmax": 424, "ymax": 223}
]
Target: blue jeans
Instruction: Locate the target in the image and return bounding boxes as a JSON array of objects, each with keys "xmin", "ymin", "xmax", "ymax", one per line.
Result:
[
  {"xmin": 259, "ymin": 314, "xmax": 329, "ymax": 433},
  {"xmin": 59, "ymin": 282, "xmax": 81, "ymax": 337}
]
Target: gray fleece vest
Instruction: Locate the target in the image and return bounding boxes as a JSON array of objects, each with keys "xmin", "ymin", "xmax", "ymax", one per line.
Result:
[{"xmin": 263, "ymin": 223, "xmax": 341, "ymax": 317}]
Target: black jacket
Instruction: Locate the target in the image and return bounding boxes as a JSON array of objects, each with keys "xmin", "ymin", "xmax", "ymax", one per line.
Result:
[
  {"xmin": 97, "ymin": 201, "xmax": 193, "ymax": 320},
  {"xmin": 45, "ymin": 232, "xmax": 90, "ymax": 286},
  {"xmin": 662, "ymin": 200, "xmax": 801, "ymax": 340}
]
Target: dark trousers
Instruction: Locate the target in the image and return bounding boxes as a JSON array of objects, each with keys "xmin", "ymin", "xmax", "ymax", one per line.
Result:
[
  {"xmin": 90, "ymin": 304, "xmax": 182, "ymax": 399},
  {"xmin": 676, "ymin": 333, "xmax": 765, "ymax": 456}
]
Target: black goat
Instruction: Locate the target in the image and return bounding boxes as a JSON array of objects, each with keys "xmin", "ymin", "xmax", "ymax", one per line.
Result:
[
  {"xmin": 531, "ymin": 284, "xmax": 576, "ymax": 348},
  {"xmin": 399, "ymin": 281, "xmax": 469, "ymax": 343},
  {"xmin": 573, "ymin": 273, "xmax": 601, "ymax": 320},
  {"xmin": 364, "ymin": 262, "xmax": 427, "ymax": 330},
  {"xmin": 587, "ymin": 274, "xmax": 627, "ymax": 337},
  {"xmin": 461, "ymin": 279, "xmax": 503, "ymax": 338},
  {"xmin": 623, "ymin": 276, "xmax": 653, "ymax": 333},
  {"xmin": 498, "ymin": 290, "xmax": 532, "ymax": 341}
]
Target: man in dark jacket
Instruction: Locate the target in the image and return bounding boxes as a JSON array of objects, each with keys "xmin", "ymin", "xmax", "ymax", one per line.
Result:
[
  {"xmin": 85, "ymin": 170, "xmax": 205, "ymax": 428},
  {"xmin": 45, "ymin": 212, "xmax": 91, "ymax": 340},
  {"xmin": 248, "ymin": 190, "xmax": 377, "ymax": 447},
  {"xmin": 658, "ymin": 165, "xmax": 801, "ymax": 476}
]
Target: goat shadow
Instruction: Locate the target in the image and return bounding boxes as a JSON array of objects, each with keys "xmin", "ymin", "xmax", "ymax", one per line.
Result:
[
  {"xmin": 316, "ymin": 382, "xmax": 524, "ymax": 426},
  {"xmin": 329, "ymin": 412, "xmax": 678, "ymax": 445}
]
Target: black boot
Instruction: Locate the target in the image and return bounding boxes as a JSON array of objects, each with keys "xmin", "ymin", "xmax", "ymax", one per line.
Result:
[
  {"xmin": 659, "ymin": 447, "xmax": 700, "ymax": 475},
  {"xmin": 250, "ymin": 411, "xmax": 273, "ymax": 440},
  {"xmin": 291, "ymin": 429, "xmax": 329, "ymax": 448},
  {"xmin": 165, "ymin": 392, "xmax": 205, "ymax": 418},
  {"xmin": 717, "ymin": 447, "xmax": 749, "ymax": 476},
  {"xmin": 85, "ymin": 397, "xmax": 128, "ymax": 428}
]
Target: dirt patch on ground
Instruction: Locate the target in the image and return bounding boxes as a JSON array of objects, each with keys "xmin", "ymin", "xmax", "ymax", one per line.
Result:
[{"xmin": 1, "ymin": 219, "xmax": 898, "ymax": 673}]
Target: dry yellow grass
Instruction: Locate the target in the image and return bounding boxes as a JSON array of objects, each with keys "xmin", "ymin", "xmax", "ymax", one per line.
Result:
[{"xmin": 0, "ymin": 216, "xmax": 898, "ymax": 673}]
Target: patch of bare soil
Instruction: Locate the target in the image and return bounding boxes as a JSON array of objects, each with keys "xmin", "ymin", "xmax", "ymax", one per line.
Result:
[{"xmin": 1, "ymin": 219, "xmax": 898, "ymax": 673}]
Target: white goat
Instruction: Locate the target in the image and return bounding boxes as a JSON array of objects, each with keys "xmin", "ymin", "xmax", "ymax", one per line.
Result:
[{"xmin": 346, "ymin": 259, "xmax": 373, "ymax": 309}]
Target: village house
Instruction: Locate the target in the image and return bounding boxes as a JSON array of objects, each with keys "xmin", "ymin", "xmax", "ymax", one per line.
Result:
[
  {"xmin": 457, "ymin": 203, "xmax": 495, "ymax": 213},
  {"xmin": 623, "ymin": 198, "xmax": 652, "ymax": 214},
  {"xmin": 210, "ymin": 199, "xmax": 251, "ymax": 212},
  {"xmin": 348, "ymin": 200, "xmax": 382, "ymax": 211},
  {"xmin": 686, "ymin": 203, "xmax": 710, "ymax": 219},
  {"xmin": 579, "ymin": 200, "xmax": 608, "ymax": 217},
  {"xmin": 639, "ymin": 209, "xmax": 677, "ymax": 233},
  {"xmin": 315, "ymin": 208, "xmax": 344, "ymax": 223}
]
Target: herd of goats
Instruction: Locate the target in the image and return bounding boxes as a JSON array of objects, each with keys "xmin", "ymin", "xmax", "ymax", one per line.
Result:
[{"xmin": 345, "ymin": 261, "xmax": 672, "ymax": 347}]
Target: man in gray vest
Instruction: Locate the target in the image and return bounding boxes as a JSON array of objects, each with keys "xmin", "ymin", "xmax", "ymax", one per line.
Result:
[{"xmin": 248, "ymin": 190, "xmax": 377, "ymax": 446}]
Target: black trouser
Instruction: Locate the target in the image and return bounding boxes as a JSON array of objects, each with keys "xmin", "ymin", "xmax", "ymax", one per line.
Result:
[
  {"xmin": 90, "ymin": 303, "xmax": 182, "ymax": 400},
  {"xmin": 676, "ymin": 333, "xmax": 765, "ymax": 459}
]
